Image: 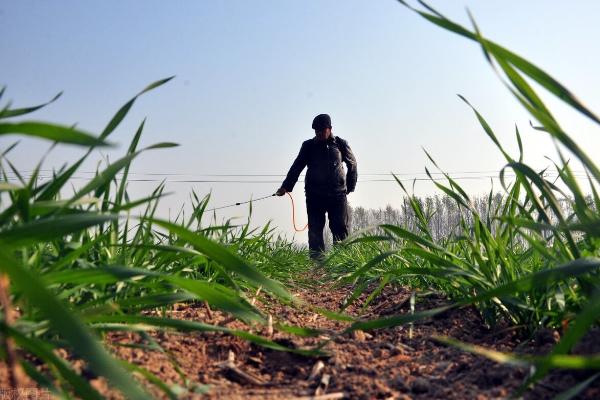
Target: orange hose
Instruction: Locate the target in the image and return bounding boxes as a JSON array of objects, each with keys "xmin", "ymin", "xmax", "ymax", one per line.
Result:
[{"xmin": 286, "ymin": 192, "xmax": 308, "ymax": 232}]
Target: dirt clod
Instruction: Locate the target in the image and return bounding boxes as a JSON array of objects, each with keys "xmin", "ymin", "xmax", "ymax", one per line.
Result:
[{"xmin": 411, "ymin": 377, "xmax": 430, "ymax": 394}]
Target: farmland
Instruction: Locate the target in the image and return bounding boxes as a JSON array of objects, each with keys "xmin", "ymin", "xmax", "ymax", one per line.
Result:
[{"xmin": 2, "ymin": 2, "xmax": 600, "ymax": 399}]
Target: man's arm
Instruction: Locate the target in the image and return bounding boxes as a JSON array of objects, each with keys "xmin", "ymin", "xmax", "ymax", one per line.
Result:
[
  {"xmin": 342, "ymin": 139, "xmax": 357, "ymax": 193},
  {"xmin": 278, "ymin": 142, "xmax": 308, "ymax": 194}
]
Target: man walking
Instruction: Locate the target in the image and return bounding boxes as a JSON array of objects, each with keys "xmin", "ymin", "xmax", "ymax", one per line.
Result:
[{"xmin": 276, "ymin": 114, "xmax": 357, "ymax": 260}]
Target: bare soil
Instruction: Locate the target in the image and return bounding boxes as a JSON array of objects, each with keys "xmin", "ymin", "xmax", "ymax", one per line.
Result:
[{"xmin": 2, "ymin": 276, "xmax": 599, "ymax": 399}]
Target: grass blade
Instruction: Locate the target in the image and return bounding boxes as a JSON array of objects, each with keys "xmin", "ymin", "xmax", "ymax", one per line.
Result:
[
  {"xmin": 0, "ymin": 246, "xmax": 148, "ymax": 399},
  {"xmin": 0, "ymin": 122, "xmax": 109, "ymax": 146}
]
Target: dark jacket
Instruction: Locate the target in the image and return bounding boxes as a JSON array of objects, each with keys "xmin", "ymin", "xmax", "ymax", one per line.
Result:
[{"xmin": 281, "ymin": 135, "xmax": 357, "ymax": 196}]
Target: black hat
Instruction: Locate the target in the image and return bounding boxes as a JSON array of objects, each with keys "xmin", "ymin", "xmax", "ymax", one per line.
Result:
[{"xmin": 312, "ymin": 114, "xmax": 332, "ymax": 130}]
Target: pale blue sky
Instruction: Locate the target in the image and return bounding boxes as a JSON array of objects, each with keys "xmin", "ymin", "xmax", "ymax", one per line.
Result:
[{"xmin": 2, "ymin": 1, "xmax": 600, "ymax": 241}]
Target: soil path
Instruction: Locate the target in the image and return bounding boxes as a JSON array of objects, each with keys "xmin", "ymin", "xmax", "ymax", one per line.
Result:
[
  {"xmin": 2, "ymin": 276, "xmax": 599, "ymax": 399},
  {"xmin": 105, "ymin": 277, "xmax": 599, "ymax": 399}
]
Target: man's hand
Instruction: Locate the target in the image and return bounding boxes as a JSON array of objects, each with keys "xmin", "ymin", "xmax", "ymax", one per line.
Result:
[{"xmin": 275, "ymin": 187, "xmax": 287, "ymax": 196}]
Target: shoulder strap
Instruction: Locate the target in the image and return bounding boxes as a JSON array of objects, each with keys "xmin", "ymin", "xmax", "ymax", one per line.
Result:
[{"xmin": 336, "ymin": 137, "xmax": 348, "ymax": 159}]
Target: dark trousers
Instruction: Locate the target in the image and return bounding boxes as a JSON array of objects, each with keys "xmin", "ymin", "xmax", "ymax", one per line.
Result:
[{"xmin": 306, "ymin": 193, "xmax": 349, "ymax": 259}]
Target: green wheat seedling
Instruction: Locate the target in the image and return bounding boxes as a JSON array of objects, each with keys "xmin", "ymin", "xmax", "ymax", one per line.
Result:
[
  {"xmin": 321, "ymin": 1, "xmax": 600, "ymax": 395},
  {"xmin": 0, "ymin": 79, "xmax": 318, "ymax": 399}
]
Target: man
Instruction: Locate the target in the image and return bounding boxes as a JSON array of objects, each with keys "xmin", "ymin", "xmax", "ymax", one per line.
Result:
[{"xmin": 276, "ymin": 114, "xmax": 357, "ymax": 260}]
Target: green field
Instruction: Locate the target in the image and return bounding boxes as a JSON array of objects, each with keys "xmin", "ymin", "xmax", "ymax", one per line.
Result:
[{"xmin": 1, "ymin": 2, "xmax": 599, "ymax": 399}]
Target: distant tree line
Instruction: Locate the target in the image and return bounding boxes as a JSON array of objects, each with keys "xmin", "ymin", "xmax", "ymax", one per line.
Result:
[
  {"xmin": 349, "ymin": 194, "xmax": 506, "ymax": 241},
  {"xmin": 322, "ymin": 193, "xmax": 588, "ymax": 246}
]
